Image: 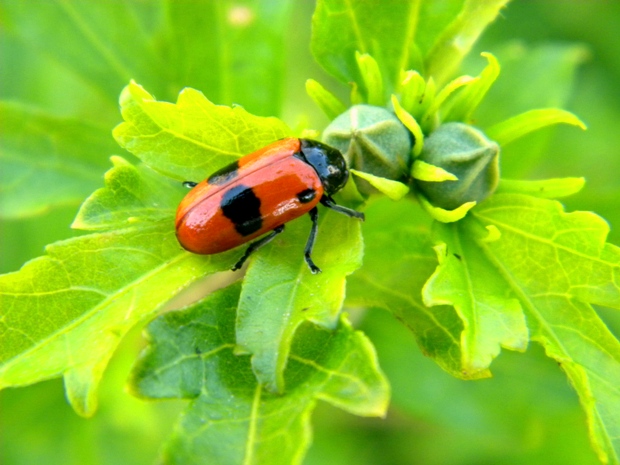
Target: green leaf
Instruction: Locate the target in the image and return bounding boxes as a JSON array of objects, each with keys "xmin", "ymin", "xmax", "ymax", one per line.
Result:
[
  {"xmin": 486, "ymin": 108, "xmax": 586, "ymax": 147},
  {"xmin": 0, "ymin": 102, "xmax": 115, "ymax": 219},
  {"xmin": 129, "ymin": 284, "xmax": 389, "ymax": 465},
  {"xmin": 497, "ymin": 177, "xmax": 586, "ymax": 199},
  {"xmin": 1, "ymin": 0, "xmax": 294, "ymax": 114},
  {"xmin": 418, "ymin": 194, "xmax": 477, "ymax": 223},
  {"xmin": 469, "ymin": 193, "xmax": 620, "ymax": 463},
  {"xmin": 422, "ymin": 222, "xmax": 528, "ymax": 376},
  {"xmin": 236, "ymin": 209, "xmax": 363, "ymax": 392},
  {"xmin": 411, "ymin": 160, "xmax": 457, "ymax": 182},
  {"xmin": 360, "ymin": 308, "xmax": 602, "ymax": 465},
  {"xmin": 311, "ymin": 0, "xmax": 424, "ymax": 90},
  {"xmin": 305, "ymin": 79, "xmax": 347, "ymax": 120},
  {"xmin": 0, "ymin": 0, "xmax": 293, "ymax": 119},
  {"xmin": 0, "ymin": 157, "xmax": 233, "ymax": 416},
  {"xmin": 391, "ymin": 94, "xmax": 424, "ymax": 156},
  {"xmin": 355, "ymin": 52, "xmax": 385, "ymax": 105},
  {"xmin": 473, "ymin": 43, "xmax": 590, "ymax": 128},
  {"xmin": 346, "ymin": 198, "xmax": 477, "ymax": 379},
  {"xmin": 471, "ymin": 43, "xmax": 589, "ymax": 178},
  {"xmin": 398, "ymin": 70, "xmax": 426, "ymax": 115},
  {"xmin": 113, "ymin": 81, "xmax": 291, "ymax": 182},
  {"xmin": 350, "ymin": 169, "xmax": 410, "ymax": 200},
  {"xmin": 165, "ymin": 0, "xmax": 294, "ymax": 116},
  {"xmin": 72, "ymin": 156, "xmax": 184, "ymax": 230},
  {"xmin": 424, "ymin": 0, "xmax": 510, "ymax": 86},
  {"xmin": 311, "ymin": 0, "xmax": 507, "ymax": 93},
  {"xmin": 421, "ymin": 74, "xmax": 476, "ymax": 130},
  {"xmin": 442, "ymin": 52, "xmax": 501, "ymax": 123}
]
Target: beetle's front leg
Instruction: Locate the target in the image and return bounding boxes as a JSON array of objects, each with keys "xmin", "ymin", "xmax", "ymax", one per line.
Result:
[{"xmin": 320, "ymin": 195, "xmax": 365, "ymax": 221}]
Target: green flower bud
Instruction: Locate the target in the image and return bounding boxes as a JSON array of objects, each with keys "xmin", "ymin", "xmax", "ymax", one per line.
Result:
[
  {"xmin": 323, "ymin": 105, "xmax": 413, "ymax": 194},
  {"xmin": 415, "ymin": 123, "xmax": 499, "ymax": 210}
]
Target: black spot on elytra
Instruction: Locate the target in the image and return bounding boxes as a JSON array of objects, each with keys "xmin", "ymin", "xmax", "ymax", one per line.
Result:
[
  {"xmin": 296, "ymin": 188, "xmax": 316, "ymax": 204},
  {"xmin": 221, "ymin": 185, "xmax": 262, "ymax": 236},
  {"xmin": 453, "ymin": 253, "xmax": 462, "ymax": 261},
  {"xmin": 208, "ymin": 160, "xmax": 240, "ymax": 185}
]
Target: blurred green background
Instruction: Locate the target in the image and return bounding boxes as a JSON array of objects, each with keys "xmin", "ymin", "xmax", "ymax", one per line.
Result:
[{"xmin": 1, "ymin": 1, "xmax": 619, "ymax": 464}]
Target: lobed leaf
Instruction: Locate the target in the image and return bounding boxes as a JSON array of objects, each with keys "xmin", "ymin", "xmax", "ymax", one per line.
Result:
[
  {"xmin": 422, "ymin": 221, "xmax": 528, "ymax": 376},
  {"xmin": 72, "ymin": 156, "xmax": 185, "ymax": 230},
  {"xmin": 469, "ymin": 194, "xmax": 620, "ymax": 462},
  {"xmin": 0, "ymin": 157, "xmax": 233, "ymax": 416},
  {"xmin": 113, "ymin": 81, "xmax": 291, "ymax": 182},
  {"xmin": 130, "ymin": 284, "xmax": 389, "ymax": 465},
  {"xmin": 236, "ymin": 209, "xmax": 363, "ymax": 392},
  {"xmin": 346, "ymin": 198, "xmax": 474, "ymax": 379}
]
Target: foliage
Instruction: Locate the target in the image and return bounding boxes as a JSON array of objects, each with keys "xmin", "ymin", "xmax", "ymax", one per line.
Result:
[{"xmin": 1, "ymin": 1, "xmax": 620, "ymax": 464}]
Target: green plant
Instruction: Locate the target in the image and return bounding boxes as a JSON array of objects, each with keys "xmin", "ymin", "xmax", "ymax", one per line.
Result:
[{"xmin": 1, "ymin": 1, "xmax": 619, "ymax": 464}]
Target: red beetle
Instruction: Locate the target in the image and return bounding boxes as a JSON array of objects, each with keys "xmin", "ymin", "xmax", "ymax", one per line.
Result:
[{"xmin": 175, "ymin": 138, "xmax": 364, "ymax": 273}]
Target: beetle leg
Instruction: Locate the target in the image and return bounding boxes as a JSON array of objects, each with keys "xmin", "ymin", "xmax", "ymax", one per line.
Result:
[
  {"xmin": 231, "ymin": 225, "xmax": 285, "ymax": 271},
  {"xmin": 320, "ymin": 196, "xmax": 365, "ymax": 221},
  {"xmin": 304, "ymin": 207, "xmax": 321, "ymax": 274},
  {"xmin": 183, "ymin": 181, "xmax": 198, "ymax": 188}
]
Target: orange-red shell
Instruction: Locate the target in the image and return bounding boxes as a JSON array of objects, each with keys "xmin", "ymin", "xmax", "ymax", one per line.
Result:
[{"xmin": 175, "ymin": 138, "xmax": 323, "ymax": 254}]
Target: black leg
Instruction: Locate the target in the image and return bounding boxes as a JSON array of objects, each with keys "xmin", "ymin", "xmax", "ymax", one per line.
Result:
[
  {"xmin": 320, "ymin": 196, "xmax": 365, "ymax": 221},
  {"xmin": 183, "ymin": 181, "xmax": 198, "ymax": 188},
  {"xmin": 304, "ymin": 207, "xmax": 321, "ymax": 274},
  {"xmin": 231, "ymin": 225, "xmax": 285, "ymax": 271}
]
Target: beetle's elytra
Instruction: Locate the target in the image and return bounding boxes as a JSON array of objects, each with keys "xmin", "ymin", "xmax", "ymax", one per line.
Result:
[{"xmin": 175, "ymin": 138, "xmax": 364, "ymax": 273}]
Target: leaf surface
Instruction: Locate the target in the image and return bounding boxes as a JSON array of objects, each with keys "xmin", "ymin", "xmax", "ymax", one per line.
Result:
[
  {"xmin": 236, "ymin": 208, "xmax": 363, "ymax": 392},
  {"xmin": 346, "ymin": 198, "xmax": 472, "ymax": 378},
  {"xmin": 0, "ymin": 157, "xmax": 232, "ymax": 416},
  {"xmin": 130, "ymin": 284, "xmax": 389, "ymax": 465},
  {"xmin": 422, "ymin": 221, "xmax": 529, "ymax": 376},
  {"xmin": 423, "ymin": 0, "xmax": 509, "ymax": 85},
  {"xmin": 0, "ymin": 82, "xmax": 322, "ymax": 416},
  {"xmin": 165, "ymin": 0, "xmax": 294, "ymax": 116},
  {"xmin": 113, "ymin": 82, "xmax": 291, "ymax": 182},
  {"xmin": 0, "ymin": 102, "xmax": 115, "ymax": 219},
  {"xmin": 467, "ymin": 194, "xmax": 620, "ymax": 463},
  {"xmin": 311, "ymin": 0, "xmax": 508, "ymax": 93}
]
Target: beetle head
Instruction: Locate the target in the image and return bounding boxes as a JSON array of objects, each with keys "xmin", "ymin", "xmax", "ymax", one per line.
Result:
[{"xmin": 299, "ymin": 139, "xmax": 349, "ymax": 196}]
